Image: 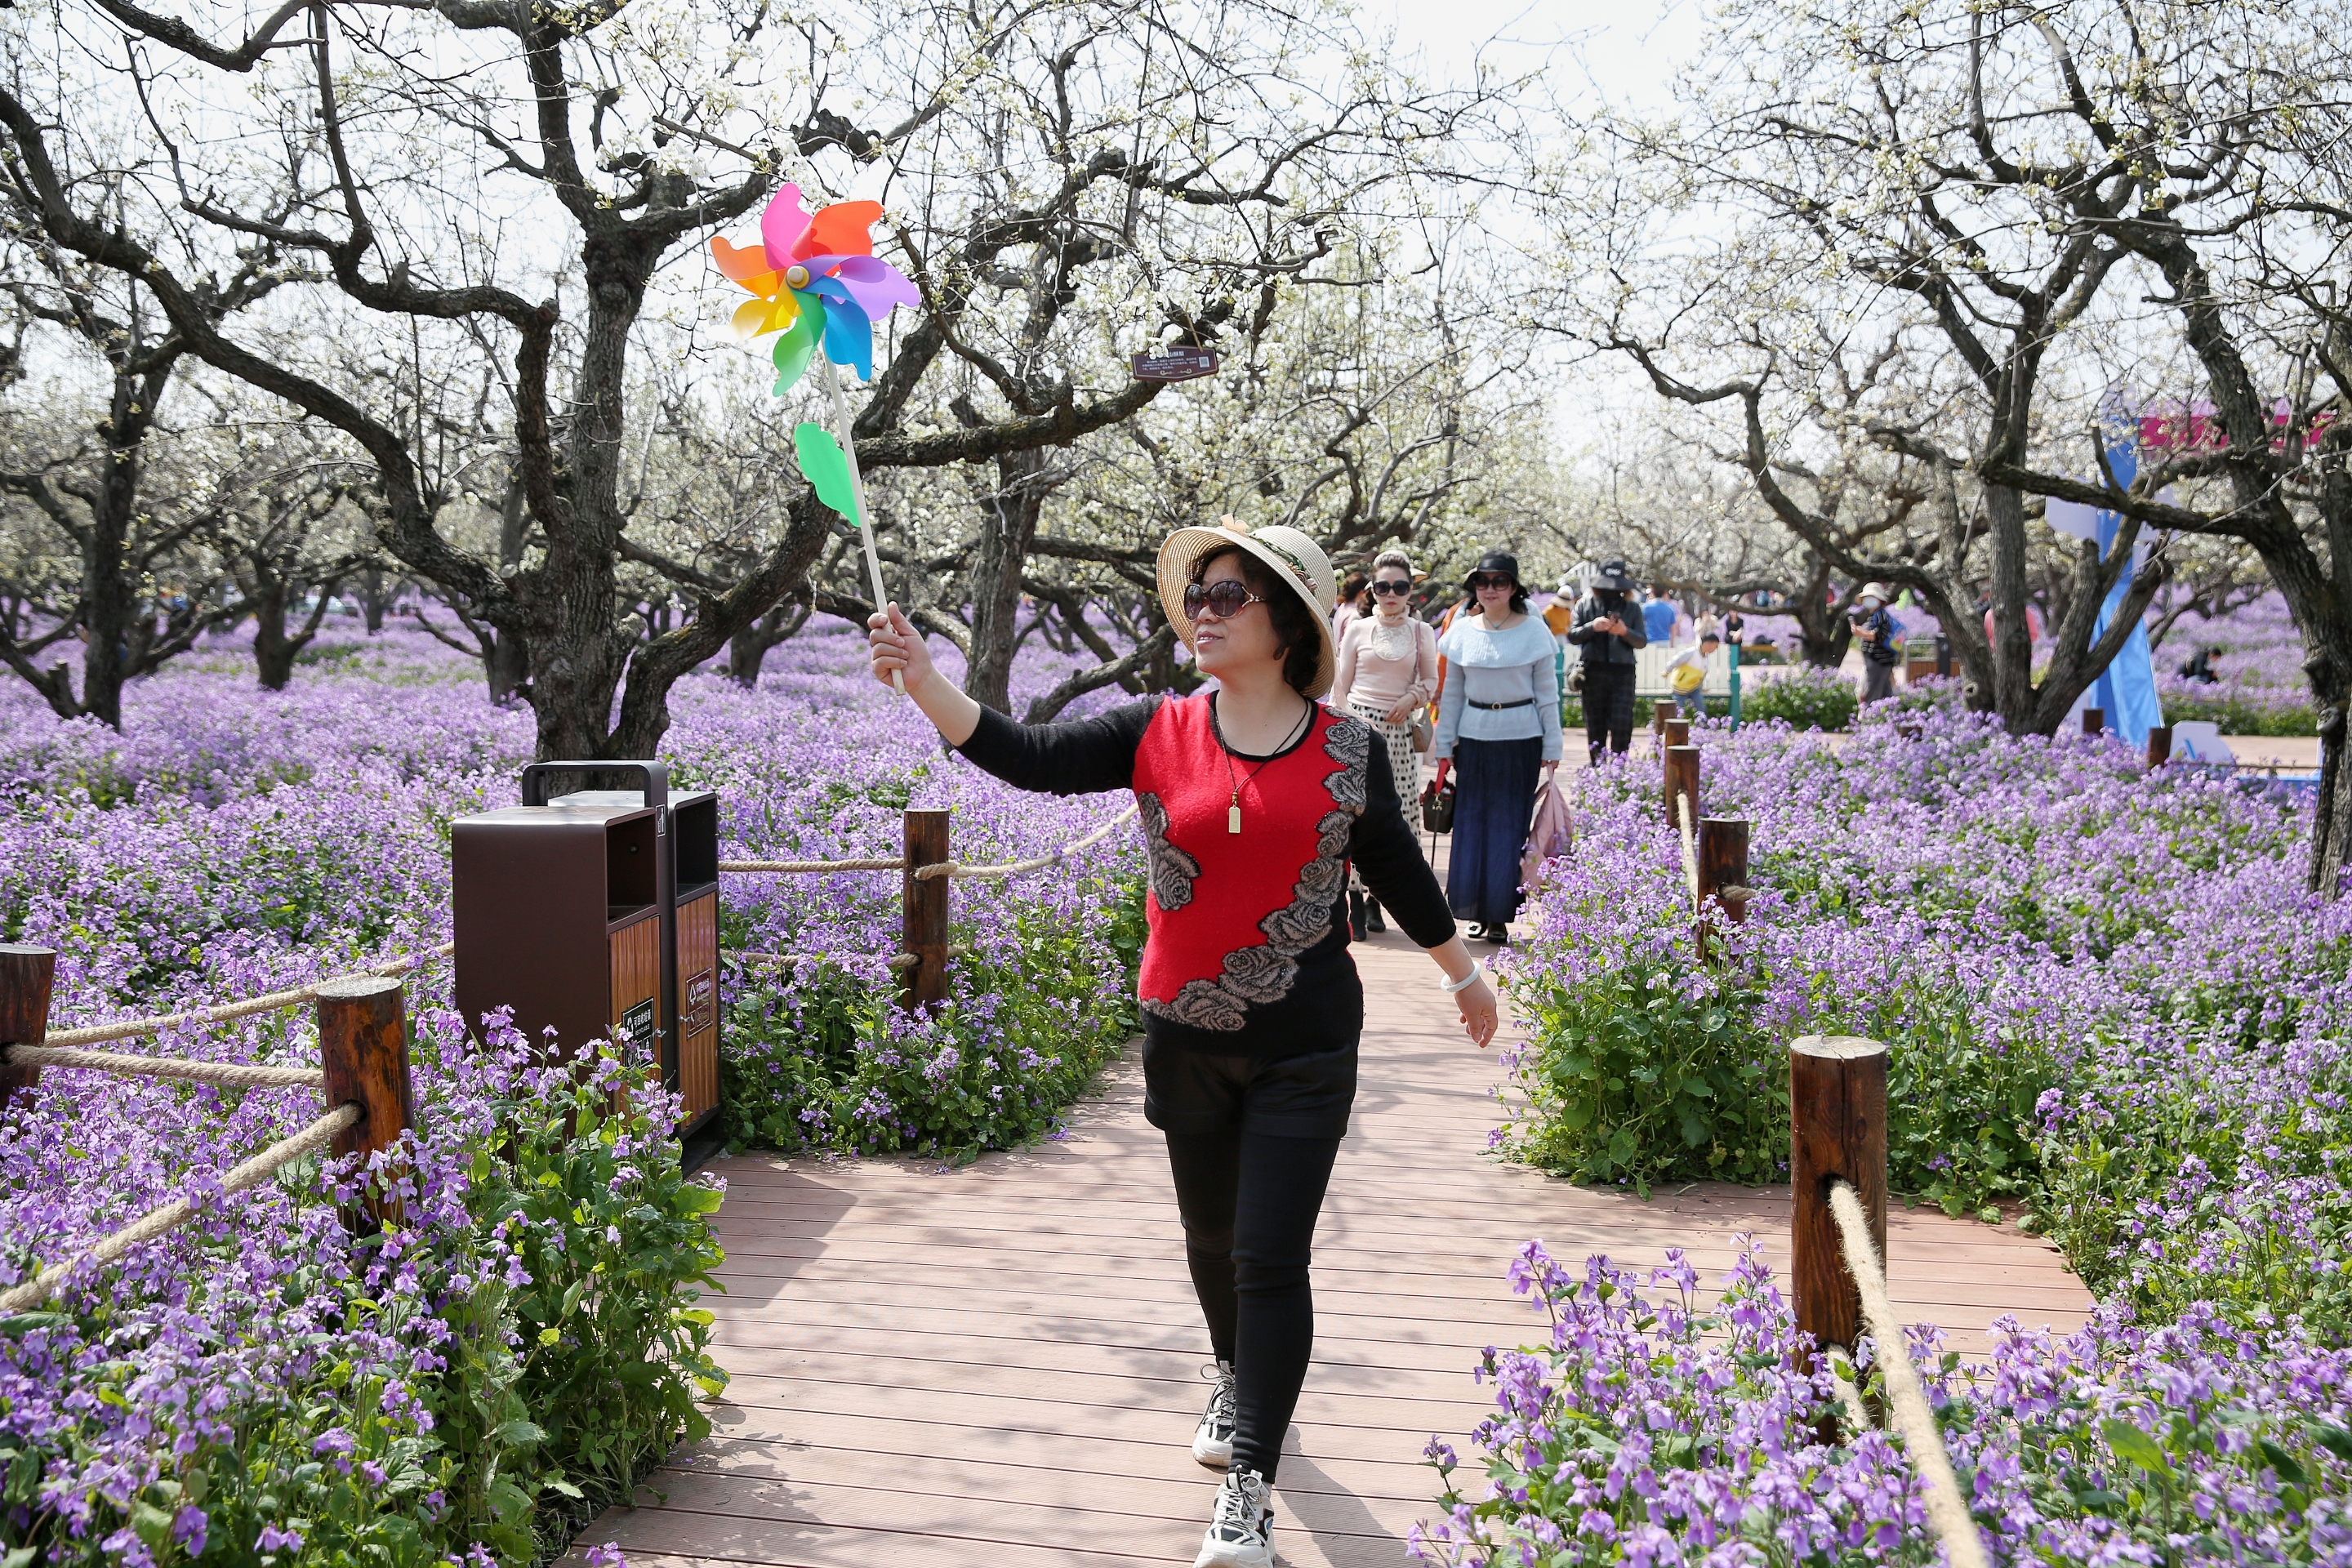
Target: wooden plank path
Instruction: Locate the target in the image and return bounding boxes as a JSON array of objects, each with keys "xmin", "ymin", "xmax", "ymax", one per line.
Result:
[{"xmin": 582, "ymin": 930, "xmax": 2093, "ymax": 1568}]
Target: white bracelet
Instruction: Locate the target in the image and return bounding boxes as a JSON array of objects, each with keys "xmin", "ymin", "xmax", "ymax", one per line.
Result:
[{"xmin": 1440, "ymin": 958, "xmax": 1485, "ymax": 996}]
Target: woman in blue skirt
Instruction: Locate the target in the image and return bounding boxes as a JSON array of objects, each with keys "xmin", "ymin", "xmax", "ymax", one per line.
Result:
[{"xmin": 1430, "ymin": 551, "xmax": 1560, "ymax": 942}]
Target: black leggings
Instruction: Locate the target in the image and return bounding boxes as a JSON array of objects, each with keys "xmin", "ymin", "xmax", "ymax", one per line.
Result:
[{"xmin": 1164, "ymin": 1125, "xmax": 1343, "ymax": 1483}]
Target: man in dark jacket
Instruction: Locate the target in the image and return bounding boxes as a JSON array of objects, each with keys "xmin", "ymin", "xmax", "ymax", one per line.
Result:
[{"xmin": 1566, "ymin": 559, "xmax": 1649, "ymax": 764}]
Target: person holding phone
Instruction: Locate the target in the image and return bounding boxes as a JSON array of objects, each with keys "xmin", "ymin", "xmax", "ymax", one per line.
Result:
[
  {"xmin": 1566, "ymin": 559, "xmax": 1649, "ymax": 764},
  {"xmin": 866, "ymin": 517, "xmax": 1497, "ymax": 1568}
]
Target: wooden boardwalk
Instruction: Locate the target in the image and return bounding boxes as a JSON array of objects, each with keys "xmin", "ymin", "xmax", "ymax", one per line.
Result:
[{"xmin": 583, "ymin": 930, "xmax": 2092, "ymax": 1568}]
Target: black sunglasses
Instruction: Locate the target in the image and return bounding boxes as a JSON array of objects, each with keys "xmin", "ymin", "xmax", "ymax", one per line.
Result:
[
  {"xmin": 1370, "ymin": 580, "xmax": 1412, "ymax": 596},
  {"xmin": 1183, "ymin": 580, "xmax": 1268, "ymax": 620},
  {"xmin": 1468, "ymin": 573, "xmax": 1517, "ymax": 591}
]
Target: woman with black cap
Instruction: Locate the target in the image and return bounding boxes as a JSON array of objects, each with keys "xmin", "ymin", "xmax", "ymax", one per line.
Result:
[
  {"xmin": 1566, "ymin": 559, "xmax": 1648, "ymax": 765},
  {"xmin": 866, "ymin": 517, "xmax": 1498, "ymax": 1568},
  {"xmin": 1430, "ymin": 550, "xmax": 1561, "ymax": 943}
]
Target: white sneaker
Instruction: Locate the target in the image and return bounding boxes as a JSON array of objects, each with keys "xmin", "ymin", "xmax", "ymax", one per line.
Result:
[
  {"xmin": 1192, "ymin": 1468, "xmax": 1274, "ymax": 1568},
  {"xmin": 1191, "ymin": 1360, "xmax": 1236, "ymax": 1468}
]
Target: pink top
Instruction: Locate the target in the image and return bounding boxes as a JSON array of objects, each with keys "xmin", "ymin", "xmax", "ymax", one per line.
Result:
[{"xmin": 1330, "ymin": 612, "xmax": 1440, "ymax": 716}]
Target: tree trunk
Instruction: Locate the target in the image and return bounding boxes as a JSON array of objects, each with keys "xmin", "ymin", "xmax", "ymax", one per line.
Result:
[
  {"xmin": 728, "ymin": 597, "xmax": 807, "ymax": 687},
  {"xmin": 70, "ymin": 373, "xmax": 154, "ymax": 729},
  {"xmin": 1984, "ymin": 482, "xmax": 2037, "ymax": 726},
  {"xmin": 359, "ymin": 568, "xmax": 389, "ymax": 633},
  {"xmin": 516, "ymin": 243, "xmax": 649, "ymax": 761},
  {"xmin": 251, "ymin": 576, "xmax": 297, "ymax": 691},
  {"xmin": 483, "ymin": 630, "xmax": 528, "ymax": 704},
  {"xmin": 1792, "ymin": 562, "xmax": 1855, "ymax": 670},
  {"xmin": 2314, "ymin": 702, "xmax": 2348, "ymax": 896},
  {"xmin": 964, "ymin": 448, "xmax": 1054, "ymax": 714}
]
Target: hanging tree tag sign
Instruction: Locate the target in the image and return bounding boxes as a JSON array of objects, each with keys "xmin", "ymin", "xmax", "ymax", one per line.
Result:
[{"xmin": 1130, "ymin": 345, "xmax": 1220, "ymax": 381}]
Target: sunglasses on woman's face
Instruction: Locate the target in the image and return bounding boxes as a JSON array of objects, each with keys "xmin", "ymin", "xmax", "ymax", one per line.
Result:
[
  {"xmin": 1468, "ymin": 574, "xmax": 1515, "ymax": 591},
  {"xmin": 1183, "ymin": 580, "xmax": 1268, "ymax": 620},
  {"xmin": 1370, "ymin": 580, "xmax": 1411, "ymax": 596}
]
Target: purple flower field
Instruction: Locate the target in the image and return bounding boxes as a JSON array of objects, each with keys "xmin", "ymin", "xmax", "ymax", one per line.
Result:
[
  {"xmin": 0, "ymin": 624, "xmax": 1143, "ymax": 1562},
  {"xmin": 1421, "ymin": 694, "xmax": 2352, "ymax": 1564}
]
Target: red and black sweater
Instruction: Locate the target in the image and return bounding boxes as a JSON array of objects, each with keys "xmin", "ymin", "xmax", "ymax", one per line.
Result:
[{"xmin": 956, "ymin": 693, "xmax": 1454, "ymax": 1058}]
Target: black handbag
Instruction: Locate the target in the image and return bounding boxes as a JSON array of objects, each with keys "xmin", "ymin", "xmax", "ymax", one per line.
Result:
[{"xmin": 1420, "ymin": 776, "xmax": 1457, "ymax": 834}]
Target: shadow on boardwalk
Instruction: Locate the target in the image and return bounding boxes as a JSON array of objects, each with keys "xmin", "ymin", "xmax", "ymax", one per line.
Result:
[{"xmin": 578, "ymin": 929, "xmax": 2091, "ymax": 1568}]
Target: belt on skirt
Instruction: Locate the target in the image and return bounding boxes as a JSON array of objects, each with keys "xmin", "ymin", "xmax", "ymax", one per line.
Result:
[{"xmin": 1466, "ymin": 697, "xmax": 1535, "ymax": 710}]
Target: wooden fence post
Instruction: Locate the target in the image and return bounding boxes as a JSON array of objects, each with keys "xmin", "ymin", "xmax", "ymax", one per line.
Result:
[
  {"xmin": 1790, "ymin": 1036, "xmax": 1887, "ymax": 1359},
  {"xmin": 1664, "ymin": 744, "xmax": 1701, "ymax": 831},
  {"xmin": 2146, "ymin": 725, "xmax": 2173, "ymax": 767},
  {"xmin": 2082, "ymin": 706, "xmax": 2105, "ymax": 737},
  {"xmin": 1652, "ymin": 698, "xmax": 1678, "ymax": 736},
  {"xmin": 1697, "ymin": 817, "xmax": 1750, "ymax": 922},
  {"xmin": 902, "ymin": 808, "xmax": 952, "ymax": 1010},
  {"xmin": 317, "ymin": 976, "xmax": 414, "ymax": 1231},
  {"xmin": 1663, "ymin": 717, "xmax": 1691, "ymax": 749},
  {"xmin": 0, "ymin": 946, "xmax": 54, "ymax": 1116}
]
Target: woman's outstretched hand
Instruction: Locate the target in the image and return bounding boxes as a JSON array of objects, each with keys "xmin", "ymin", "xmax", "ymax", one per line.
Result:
[{"xmin": 1457, "ymin": 976, "xmax": 1499, "ymax": 1048}]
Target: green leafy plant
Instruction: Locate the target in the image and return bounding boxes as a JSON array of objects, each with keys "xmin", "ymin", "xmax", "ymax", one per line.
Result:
[
  {"xmin": 1738, "ymin": 666, "xmax": 1860, "ymax": 731},
  {"xmin": 720, "ymin": 875, "xmax": 1145, "ymax": 1158}
]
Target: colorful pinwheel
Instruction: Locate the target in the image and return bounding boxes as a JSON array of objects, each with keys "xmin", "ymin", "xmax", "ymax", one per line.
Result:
[
  {"xmin": 711, "ymin": 183, "xmax": 920, "ymax": 394},
  {"xmin": 712, "ymin": 185, "xmax": 922, "ymax": 688}
]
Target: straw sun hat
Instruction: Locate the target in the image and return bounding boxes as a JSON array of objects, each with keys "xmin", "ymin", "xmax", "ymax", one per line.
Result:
[{"xmin": 1156, "ymin": 515, "xmax": 1339, "ymax": 700}]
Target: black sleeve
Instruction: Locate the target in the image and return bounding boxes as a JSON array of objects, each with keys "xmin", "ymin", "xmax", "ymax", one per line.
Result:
[
  {"xmin": 954, "ymin": 697, "xmax": 1161, "ymax": 796},
  {"xmin": 1351, "ymin": 745, "xmax": 1456, "ymax": 948}
]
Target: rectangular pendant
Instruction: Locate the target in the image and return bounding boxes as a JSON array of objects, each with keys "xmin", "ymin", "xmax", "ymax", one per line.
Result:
[{"xmin": 1228, "ymin": 804, "xmax": 1242, "ymax": 834}]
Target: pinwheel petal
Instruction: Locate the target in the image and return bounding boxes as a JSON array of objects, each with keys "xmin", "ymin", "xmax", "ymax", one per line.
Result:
[
  {"xmin": 729, "ymin": 299, "xmax": 773, "ymax": 340},
  {"xmin": 710, "ymin": 234, "xmax": 773, "ymax": 285},
  {"xmin": 760, "ymin": 184, "xmax": 815, "ymax": 273},
  {"xmin": 831, "ymin": 255, "xmax": 921, "ymax": 320},
  {"xmin": 819, "ymin": 291, "xmax": 874, "ymax": 380},
  {"xmin": 770, "ymin": 308, "xmax": 821, "ymax": 394},
  {"xmin": 795, "ymin": 199, "xmax": 883, "ymax": 261}
]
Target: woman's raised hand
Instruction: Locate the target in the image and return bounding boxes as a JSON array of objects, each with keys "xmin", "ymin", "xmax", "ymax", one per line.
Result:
[
  {"xmin": 867, "ymin": 604, "xmax": 936, "ymax": 695},
  {"xmin": 869, "ymin": 603, "xmax": 986, "ymax": 747}
]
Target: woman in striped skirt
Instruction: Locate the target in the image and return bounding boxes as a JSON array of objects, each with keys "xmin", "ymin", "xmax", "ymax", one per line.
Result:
[{"xmin": 1328, "ymin": 550, "xmax": 1441, "ymax": 938}]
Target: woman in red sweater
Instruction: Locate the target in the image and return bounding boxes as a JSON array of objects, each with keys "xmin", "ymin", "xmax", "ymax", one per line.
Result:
[{"xmin": 869, "ymin": 518, "xmax": 1497, "ymax": 1568}]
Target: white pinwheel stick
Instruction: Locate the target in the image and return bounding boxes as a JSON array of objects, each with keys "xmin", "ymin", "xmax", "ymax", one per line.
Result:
[{"xmin": 816, "ymin": 354, "xmax": 904, "ymax": 697}]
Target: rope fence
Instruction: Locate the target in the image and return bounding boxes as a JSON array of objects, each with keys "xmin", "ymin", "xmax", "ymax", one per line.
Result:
[
  {"xmin": 2, "ymin": 945, "xmax": 419, "ymax": 1318},
  {"xmin": 2, "ymin": 795, "xmax": 1138, "ymax": 1313},
  {"xmin": 913, "ymin": 803, "xmax": 1140, "ymax": 881},
  {"xmin": 730, "ymin": 942, "xmax": 975, "ymax": 973},
  {"xmin": 2, "ymin": 1044, "xmax": 324, "ymax": 1089},
  {"xmin": 1826, "ymin": 1178, "xmax": 1992, "ymax": 1568},
  {"xmin": 0, "ymin": 1102, "xmax": 361, "ymax": 1316},
  {"xmin": 41, "ymin": 940, "xmax": 453, "ymax": 1049},
  {"xmin": 1676, "ymin": 791, "xmax": 1701, "ymax": 906},
  {"xmin": 717, "ymin": 802, "xmax": 1138, "ymax": 883}
]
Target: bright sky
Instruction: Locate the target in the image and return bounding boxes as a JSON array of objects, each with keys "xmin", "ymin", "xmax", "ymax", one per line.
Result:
[
  {"xmin": 1381, "ymin": 0, "xmax": 1699, "ymax": 113},
  {"xmin": 1380, "ymin": 0, "xmax": 1708, "ymax": 457}
]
